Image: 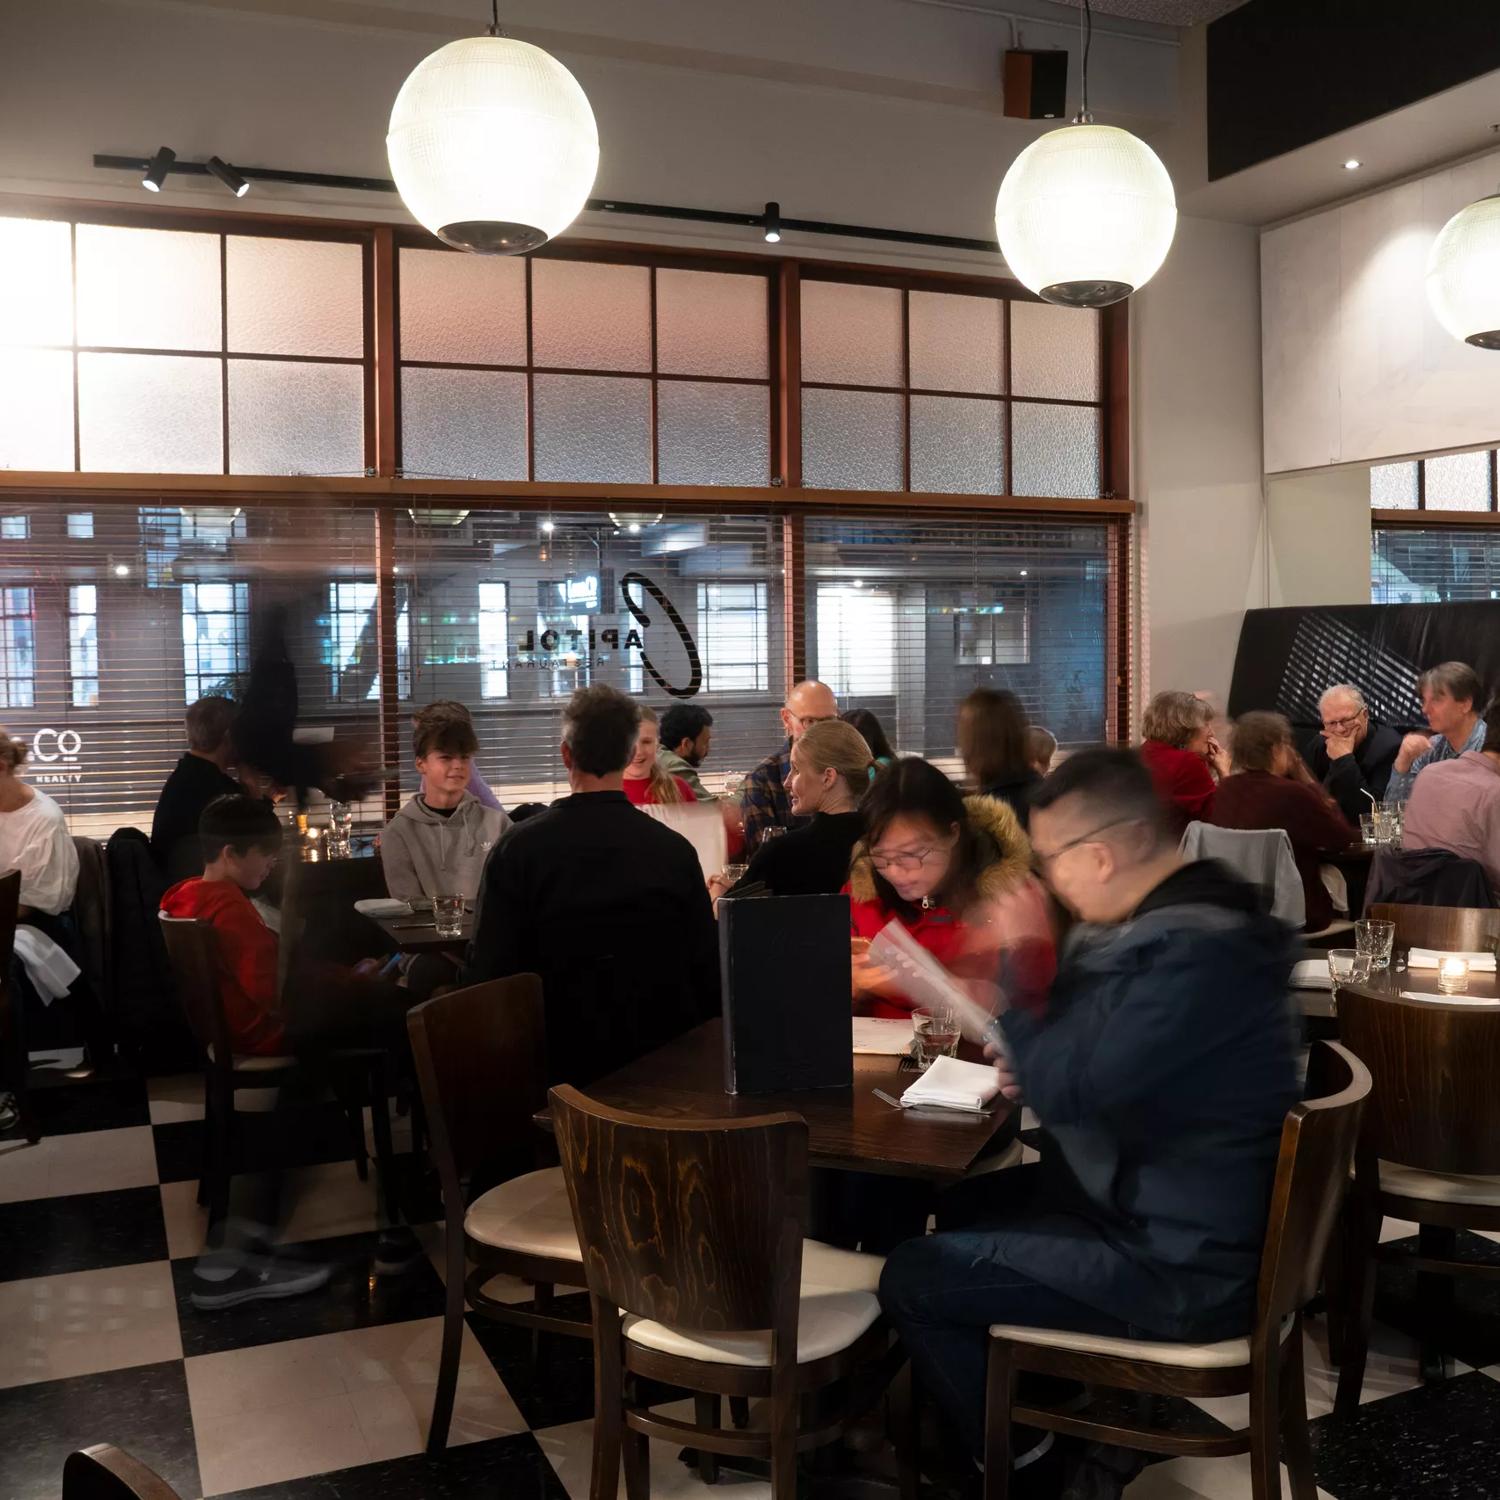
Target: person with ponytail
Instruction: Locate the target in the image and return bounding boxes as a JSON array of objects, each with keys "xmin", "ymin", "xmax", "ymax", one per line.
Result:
[
  {"xmin": 711, "ymin": 719, "xmax": 873, "ymax": 902},
  {"xmin": 622, "ymin": 707, "xmax": 697, "ymax": 807}
]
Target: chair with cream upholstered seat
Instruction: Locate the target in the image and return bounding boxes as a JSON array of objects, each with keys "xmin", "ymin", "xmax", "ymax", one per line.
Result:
[
  {"xmin": 976, "ymin": 1041, "xmax": 1369, "ymax": 1500},
  {"xmin": 551, "ymin": 1082, "xmax": 898, "ymax": 1499},
  {"xmin": 1334, "ymin": 983, "xmax": 1500, "ymax": 1408},
  {"xmin": 406, "ymin": 976, "xmax": 586, "ymax": 1454}
]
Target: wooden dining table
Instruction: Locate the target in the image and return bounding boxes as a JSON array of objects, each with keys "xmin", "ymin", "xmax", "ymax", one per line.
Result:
[
  {"xmin": 1298, "ymin": 960, "xmax": 1500, "ymax": 1022},
  {"xmin": 360, "ymin": 907, "xmax": 474, "ymax": 955},
  {"xmin": 563, "ymin": 1019, "xmax": 1016, "ymax": 1181}
]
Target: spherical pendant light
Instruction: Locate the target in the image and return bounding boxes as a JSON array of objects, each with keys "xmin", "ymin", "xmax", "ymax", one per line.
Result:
[
  {"xmin": 387, "ymin": 33, "xmax": 598, "ymax": 255},
  {"xmin": 1426, "ymin": 193, "xmax": 1500, "ymax": 349},
  {"xmin": 995, "ymin": 122, "xmax": 1177, "ymax": 307}
]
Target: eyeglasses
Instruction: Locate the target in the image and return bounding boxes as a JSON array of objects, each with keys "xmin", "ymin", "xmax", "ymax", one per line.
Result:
[
  {"xmin": 1321, "ymin": 709, "xmax": 1367, "ymax": 733},
  {"xmin": 791, "ymin": 713, "xmax": 838, "ymax": 730},
  {"xmin": 1033, "ymin": 817, "xmax": 1140, "ymax": 869},
  {"xmin": 870, "ymin": 845, "xmax": 944, "ymax": 874}
]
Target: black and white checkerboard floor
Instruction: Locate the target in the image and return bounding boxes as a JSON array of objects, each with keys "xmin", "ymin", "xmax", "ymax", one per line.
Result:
[{"xmin": 5, "ymin": 1061, "xmax": 1500, "ymax": 1500}]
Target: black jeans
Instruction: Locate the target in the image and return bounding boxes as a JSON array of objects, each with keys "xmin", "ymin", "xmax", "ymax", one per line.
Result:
[{"xmin": 879, "ymin": 1164, "xmax": 1149, "ymax": 1462}]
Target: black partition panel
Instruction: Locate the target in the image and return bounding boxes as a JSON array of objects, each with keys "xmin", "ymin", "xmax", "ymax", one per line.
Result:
[{"xmin": 1227, "ymin": 603, "xmax": 1500, "ymax": 734}]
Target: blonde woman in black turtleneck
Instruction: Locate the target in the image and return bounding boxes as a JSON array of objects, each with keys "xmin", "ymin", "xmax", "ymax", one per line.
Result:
[{"xmin": 710, "ymin": 719, "xmax": 873, "ymax": 904}]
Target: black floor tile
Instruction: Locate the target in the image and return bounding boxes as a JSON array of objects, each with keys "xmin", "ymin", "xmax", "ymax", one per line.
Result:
[
  {"xmin": 1374, "ymin": 1231, "xmax": 1500, "ymax": 1371},
  {"xmin": 1309, "ymin": 1369, "xmax": 1500, "ymax": 1498},
  {"xmin": 171, "ymin": 1228, "xmax": 447, "ymax": 1357},
  {"xmin": 464, "ymin": 1294, "xmax": 597, "ymax": 1430},
  {"xmin": 210, "ymin": 1431, "xmax": 568, "ymax": 1500},
  {"xmin": 152, "ymin": 1098, "xmax": 363, "ymax": 1184},
  {"xmin": 0, "ymin": 1360, "xmax": 200, "ymax": 1500},
  {"xmin": 0, "ymin": 1072, "xmax": 149, "ymax": 1141},
  {"xmin": 0, "ymin": 1186, "xmax": 168, "ymax": 1282}
]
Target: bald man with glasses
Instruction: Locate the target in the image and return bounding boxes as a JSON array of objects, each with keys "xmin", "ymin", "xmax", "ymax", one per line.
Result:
[{"xmin": 1302, "ymin": 684, "xmax": 1402, "ymax": 823}]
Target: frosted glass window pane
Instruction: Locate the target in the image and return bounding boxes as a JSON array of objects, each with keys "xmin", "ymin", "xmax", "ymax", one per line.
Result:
[
  {"xmin": 402, "ymin": 367, "xmax": 527, "ymax": 480},
  {"xmin": 801, "ymin": 281, "xmax": 903, "ymax": 386},
  {"xmin": 1011, "ymin": 301, "xmax": 1100, "ymax": 400},
  {"xmin": 909, "ymin": 292, "xmax": 1004, "ymax": 394},
  {"xmin": 534, "ymin": 374, "xmax": 651, "ymax": 482},
  {"xmin": 802, "ymin": 389, "xmax": 904, "ymax": 491},
  {"xmin": 910, "ymin": 395, "xmax": 1004, "ymax": 494},
  {"xmin": 79, "ymin": 354, "xmax": 222, "ymax": 473},
  {"xmin": 399, "ymin": 248, "xmax": 526, "ymax": 364},
  {"xmin": 1369, "ymin": 462, "xmax": 1418, "ymax": 509},
  {"xmin": 0, "ymin": 350, "xmax": 74, "ymax": 470},
  {"xmin": 76, "ymin": 224, "xmax": 220, "ymax": 351},
  {"xmin": 658, "ymin": 381, "xmax": 768, "ymax": 486},
  {"xmin": 1012, "ymin": 402, "xmax": 1101, "ymax": 498},
  {"xmin": 1424, "ymin": 451, "xmax": 1492, "ymax": 511},
  {"xmin": 532, "ymin": 261, "xmax": 651, "ymax": 372},
  {"xmin": 227, "ymin": 237, "xmax": 363, "ymax": 357},
  {"xmin": 228, "ymin": 360, "xmax": 364, "ymax": 476},
  {"xmin": 656, "ymin": 269, "xmax": 768, "ymax": 378},
  {"xmin": 0, "ymin": 217, "xmax": 73, "ymax": 346}
]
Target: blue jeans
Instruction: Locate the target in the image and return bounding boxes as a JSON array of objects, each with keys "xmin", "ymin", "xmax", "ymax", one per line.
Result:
[{"xmin": 879, "ymin": 1164, "xmax": 1146, "ymax": 1462}]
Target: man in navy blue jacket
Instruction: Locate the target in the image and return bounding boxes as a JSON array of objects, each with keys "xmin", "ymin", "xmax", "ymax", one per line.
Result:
[{"xmin": 880, "ymin": 748, "xmax": 1299, "ymax": 1496}]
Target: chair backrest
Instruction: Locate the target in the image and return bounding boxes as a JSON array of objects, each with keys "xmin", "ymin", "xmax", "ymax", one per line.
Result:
[
  {"xmin": 1365, "ymin": 847, "xmax": 1495, "ymax": 911},
  {"xmin": 0, "ymin": 867, "xmax": 20, "ymax": 964},
  {"xmin": 158, "ymin": 915, "xmax": 230, "ymax": 1066},
  {"xmin": 63, "ymin": 1445, "xmax": 181, "ymax": 1500},
  {"xmin": 1368, "ymin": 902, "xmax": 1500, "ymax": 955},
  {"xmin": 406, "ymin": 976, "xmax": 551, "ymax": 1209},
  {"xmin": 1336, "ymin": 984, "xmax": 1500, "ymax": 1176},
  {"xmin": 551, "ymin": 1083, "xmax": 808, "ymax": 1337},
  {"xmin": 1180, "ymin": 821, "xmax": 1304, "ymax": 927},
  {"xmin": 71, "ymin": 835, "xmax": 112, "ymax": 1010},
  {"xmin": 1255, "ymin": 1040, "xmax": 1371, "ymax": 1327}
]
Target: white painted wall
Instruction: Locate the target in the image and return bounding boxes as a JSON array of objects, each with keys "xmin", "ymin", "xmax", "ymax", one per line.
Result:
[
  {"xmin": 1264, "ymin": 467, "xmax": 1370, "ymax": 608},
  {"xmin": 1262, "ymin": 145, "xmax": 1500, "ymax": 475}
]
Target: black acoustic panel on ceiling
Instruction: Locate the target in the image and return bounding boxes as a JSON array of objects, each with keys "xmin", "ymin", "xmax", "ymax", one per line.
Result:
[
  {"xmin": 1206, "ymin": 0, "xmax": 1500, "ymax": 181},
  {"xmin": 1227, "ymin": 601, "xmax": 1500, "ymax": 733}
]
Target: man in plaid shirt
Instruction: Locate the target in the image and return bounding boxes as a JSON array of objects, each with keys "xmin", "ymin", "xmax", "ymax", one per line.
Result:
[{"xmin": 741, "ymin": 679, "xmax": 840, "ymax": 855}]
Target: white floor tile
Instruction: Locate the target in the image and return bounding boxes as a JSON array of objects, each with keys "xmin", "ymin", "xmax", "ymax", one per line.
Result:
[
  {"xmin": 0, "ymin": 1260, "xmax": 182, "ymax": 1390},
  {"xmin": 185, "ymin": 1316, "xmax": 522, "ymax": 1494},
  {"xmin": 147, "ymin": 1074, "xmax": 208, "ymax": 1125},
  {"xmin": 1132, "ymin": 1455, "xmax": 1335, "ymax": 1499},
  {"xmin": 0, "ymin": 1126, "xmax": 159, "ymax": 1205}
]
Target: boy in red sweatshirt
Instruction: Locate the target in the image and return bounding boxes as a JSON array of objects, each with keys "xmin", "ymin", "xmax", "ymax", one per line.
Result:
[{"xmin": 163, "ymin": 795, "xmax": 420, "ymax": 1307}]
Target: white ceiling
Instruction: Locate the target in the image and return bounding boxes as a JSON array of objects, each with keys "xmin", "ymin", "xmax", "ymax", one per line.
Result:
[{"xmin": 1046, "ymin": 0, "xmax": 1245, "ymax": 25}]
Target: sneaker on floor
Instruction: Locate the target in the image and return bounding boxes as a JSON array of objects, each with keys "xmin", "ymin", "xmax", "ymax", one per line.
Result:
[
  {"xmin": 190, "ymin": 1250, "xmax": 332, "ymax": 1310},
  {"xmin": 372, "ymin": 1227, "xmax": 425, "ymax": 1277}
]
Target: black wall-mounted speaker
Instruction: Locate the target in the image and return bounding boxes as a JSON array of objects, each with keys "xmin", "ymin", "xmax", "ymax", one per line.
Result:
[{"xmin": 1003, "ymin": 49, "xmax": 1068, "ymax": 121}]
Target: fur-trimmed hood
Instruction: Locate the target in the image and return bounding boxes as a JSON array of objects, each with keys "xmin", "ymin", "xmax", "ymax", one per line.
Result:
[{"xmin": 847, "ymin": 793, "xmax": 1032, "ymax": 904}]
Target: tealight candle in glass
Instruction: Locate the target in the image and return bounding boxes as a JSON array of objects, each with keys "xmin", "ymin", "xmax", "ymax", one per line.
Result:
[{"xmin": 1438, "ymin": 956, "xmax": 1469, "ymax": 994}]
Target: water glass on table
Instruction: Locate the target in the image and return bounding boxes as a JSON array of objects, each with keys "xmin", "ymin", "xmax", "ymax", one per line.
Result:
[
  {"xmin": 1359, "ymin": 813, "xmax": 1376, "ymax": 847},
  {"xmin": 912, "ymin": 1007, "xmax": 961, "ymax": 1071},
  {"xmin": 1354, "ymin": 918, "xmax": 1395, "ymax": 971},
  {"xmin": 328, "ymin": 800, "xmax": 353, "ymax": 856},
  {"xmin": 1327, "ymin": 948, "xmax": 1372, "ymax": 999},
  {"xmin": 433, "ymin": 892, "xmax": 465, "ymax": 939}
]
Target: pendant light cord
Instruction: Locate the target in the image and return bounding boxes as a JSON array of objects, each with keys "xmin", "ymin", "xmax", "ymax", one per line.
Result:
[
  {"xmin": 488, "ymin": 0, "xmax": 501, "ymax": 37},
  {"xmin": 1076, "ymin": 0, "xmax": 1093, "ymax": 124}
]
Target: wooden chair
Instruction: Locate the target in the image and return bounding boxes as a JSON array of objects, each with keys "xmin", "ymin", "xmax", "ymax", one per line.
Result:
[
  {"xmin": 978, "ymin": 1041, "xmax": 1370, "ymax": 1500},
  {"xmin": 1334, "ymin": 984, "xmax": 1500, "ymax": 1408},
  {"xmin": 406, "ymin": 977, "xmax": 587, "ymax": 1454},
  {"xmin": 551, "ymin": 1083, "xmax": 897, "ymax": 1500},
  {"xmin": 62, "ymin": 1444, "xmax": 181, "ymax": 1500},
  {"xmin": 1367, "ymin": 902, "xmax": 1500, "ymax": 955},
  {"xmin": 0, "ymin": 870, "xmax": 33, "ymax": 1142},
  {"xmin": 158, "ymin": 915, "xmax": 387, "ymax": 1228}
]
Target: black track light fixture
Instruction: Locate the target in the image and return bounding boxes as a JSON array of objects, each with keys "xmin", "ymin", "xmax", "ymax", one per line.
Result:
[
  {"xmin": 206, "ymin": 156, "xmax": 249, "ymax": 198},
  {"xmin": 141, "ymin": 146, "xmax": 175, "ymax": 193},
  {"xmin": 763, "ymin": 200, "xmax": 781, "ymax": 244}
]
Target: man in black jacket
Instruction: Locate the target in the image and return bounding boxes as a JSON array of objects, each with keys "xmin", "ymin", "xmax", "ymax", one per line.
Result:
[
  {"xmin": 464, "ymin": 685, "xmax": 719, "ymax": 1086},
  {"xmin": 879, "ymin": 749, "xmax": 1299, "ymax": 1497},
  {"xmin": 150, "ymin": 696, "xmax": 240, "ymax": 881},
  {"xmin": 1302, "ymin": 683, "xmax": 1401, "ymax": 823}
]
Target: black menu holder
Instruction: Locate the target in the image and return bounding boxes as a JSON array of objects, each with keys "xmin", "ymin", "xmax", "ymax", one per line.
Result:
[{"xmin": 719, "ymin": 892, "xmax": 853, "ymax": 1094}]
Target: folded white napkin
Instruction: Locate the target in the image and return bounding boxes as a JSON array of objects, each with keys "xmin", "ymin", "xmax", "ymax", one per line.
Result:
[
  {"xmin": 354, "ymin": 898, "xmax": 411, "ymax": 918},
  {"xmin": 1401, "ymin": 990, "xmax": 1500, "ymax": 1006},
  {"xmin": 1290, "ymin": 958, "xmax": 1332, "ymax": 991},
  {"xmin": 13, "ymin": 924, "xmax": 82, "ymax": 1003},
  {"xmin": 899, "ymin": 1055, "xmax": 1001, "ymax": 1113},
  {"xmin": 1408, "ymin": 948, "xmax": 1496, "ymax": 972}
]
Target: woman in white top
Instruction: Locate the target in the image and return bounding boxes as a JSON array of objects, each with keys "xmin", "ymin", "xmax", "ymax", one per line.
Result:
[{"xmin": 0, "ymin": 729, "xmax": 78, "ymax": 918}]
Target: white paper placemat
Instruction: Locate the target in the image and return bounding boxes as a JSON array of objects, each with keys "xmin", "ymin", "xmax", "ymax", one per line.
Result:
[{"xmin": 852, "ymin": 1017, "xmax": 915, "ymax": 1055}]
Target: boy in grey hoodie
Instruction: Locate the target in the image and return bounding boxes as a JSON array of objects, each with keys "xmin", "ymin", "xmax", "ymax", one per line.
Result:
[{"xmin": 382, "ymin": 707, "xmax": 509, "ymax": 903}]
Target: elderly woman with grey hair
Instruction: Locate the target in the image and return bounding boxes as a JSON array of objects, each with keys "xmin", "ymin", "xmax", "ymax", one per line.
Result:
[{"xmin": 1302, "ymin": 682, "xmax": 1403, "ymax": 822}]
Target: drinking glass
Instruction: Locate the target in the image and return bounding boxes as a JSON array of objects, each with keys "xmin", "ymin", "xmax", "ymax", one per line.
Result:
[
  {"xmin": 1327, "ymin": 948, "xmax": 1372, "ymax": 999},
  {"xmin": 912, "ymin": 1007, "xmax": 961, "ymax": 1070},
  {"xmin": 328, "ymin": 801, "xmax": 353, "ymax": 856},
  {"xmin": 759, "ymin": 826, "xmax": 787, "ymax": 844},
  {"xmin": 721, "ymin": 862, "xmax": 749, "ymax": 887},
  {"xmin": 433, "ymin": 892, "xmax": 465, "ymax": 939},
  {"xmin": 1359, "ymin": 813, "xmax": 1376, "ymax": 846},
  {"xmin": 1354, "ymin": 918, "xmax": 1395, "ymax": 971}
]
